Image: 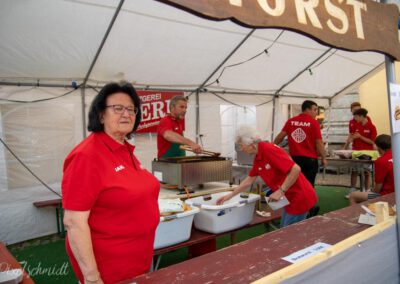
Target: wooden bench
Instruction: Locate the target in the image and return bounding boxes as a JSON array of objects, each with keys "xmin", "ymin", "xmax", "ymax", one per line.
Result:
[
  {"xmin": 151, "ymin": 209, "xmax": 282, "ymax": 270},
  {"xmin": 0, "ymin": 242, "xmax": 34, "ymax": 284},
  {"xmin": 33, "ymin": 198, "xmax": 64, "ymax": 237}
]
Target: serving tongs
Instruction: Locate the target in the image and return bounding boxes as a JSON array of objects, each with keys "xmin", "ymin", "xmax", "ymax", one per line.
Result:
[{"xmin": 179, "ymin": 145, "xmax": 221, "ymax": 157}]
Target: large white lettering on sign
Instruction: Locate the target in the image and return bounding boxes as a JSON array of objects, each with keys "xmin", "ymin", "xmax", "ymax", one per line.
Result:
[{"xmin": 230, "ymin": 0, "xmax": 367, "ymax": 39}]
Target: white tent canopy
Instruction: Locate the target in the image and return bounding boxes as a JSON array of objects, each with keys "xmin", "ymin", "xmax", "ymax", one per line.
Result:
[
  {"xmin": 0, "ymin": 0, "xmax": 398, "ymax": 244},
  {"xmin": 0, "ymin": 0, "xmax": 386, "ymax": 96}
]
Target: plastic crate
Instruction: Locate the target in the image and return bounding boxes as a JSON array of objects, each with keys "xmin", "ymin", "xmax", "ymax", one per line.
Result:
[
  {"xmin": 185, "ymin": 192, "xmax": 260, "ymax": 234},
  {"xmin": 154, "ymin": 206, "xmax": 200, "ymax": 249}
]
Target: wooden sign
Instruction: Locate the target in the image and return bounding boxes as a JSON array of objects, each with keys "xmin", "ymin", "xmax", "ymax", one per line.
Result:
[{"xmin": 157, "ymin": 0, "xmax": 400, "ymax": 60}]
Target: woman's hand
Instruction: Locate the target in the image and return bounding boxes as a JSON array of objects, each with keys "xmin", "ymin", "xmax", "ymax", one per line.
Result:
[
  {"xmin": 84, "ymin": 276, "xmax": 104, "ymax": 284},
  {"xmin": 268, "ymin": 189, "xmax": 284, "ymax": 202},
  {"xmin": 216, "ymin": 192, "xmax": 234, "ymax": 205}
]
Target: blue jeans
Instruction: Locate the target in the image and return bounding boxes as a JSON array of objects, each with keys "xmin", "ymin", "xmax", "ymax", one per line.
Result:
[{"xmin": 280, "ymin": 208, "xmax": 308, "ymax": 228}]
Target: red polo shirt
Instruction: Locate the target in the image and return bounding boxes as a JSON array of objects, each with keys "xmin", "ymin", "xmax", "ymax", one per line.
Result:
[
  {"xmin": 349, "ymin": 116, "xmax": 371, "ymax": 134},
  {"xmin": 249, "ymin": 142, "xmax": 317, "ymax": 215},
  {"xmin": 352, "ymin": 120, "xmax": 377, "ymax": 150},
  {"xmin": 62, "ymin": 132, "xmax": 160, "ymax": 284},
  {"xmin": 375, "ymin": 150, "xmax": 394, "ymax": 195},
  {"xmin": 157, "ymin": 114, "xmax": 185, "ymax": 158},
  {"xmin": 282, "ymin": 113, "xmax": 322, "ymax": 159}
]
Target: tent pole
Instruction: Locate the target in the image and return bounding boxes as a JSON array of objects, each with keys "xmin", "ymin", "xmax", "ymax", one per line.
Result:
[
  {"xmin": 384, "ymin": 56, "xmax": 400, "ymax": 258},
  {"xmin": 195, "ymin": 90, "xmax": 200, "ymax": 144},
  {"xmin": 382, "ymin": 0, "xmax": 400, "ymax": 261},
  {"xmin": 271, "ymin": 96, "xmax": 277, "ymax": 141},
  {"xmin": 80, "ymin": 0, "xmax": 125, "ymax": 138},
  {"xmin": 80, "ymin": 86, "xmax": 87, "ymax": 139}
]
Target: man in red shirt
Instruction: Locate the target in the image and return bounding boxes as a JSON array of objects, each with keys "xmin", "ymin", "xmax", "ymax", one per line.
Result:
[
  {"xmin": 348, "ymin": 108, "xmax": 377, "ymax": 193},
  {"xmin": 344, "ymin": 102, "xmax": 371, "ymax": 150},
  {"xmin": 157, "ymin": 96, "xmax": 202, "ymax": 158},
  {"xmin": 349, "ymin": 134, "xmax": 394, "ymax": 204},
  {"xmin": 274, "ymin": 100, "xmax": 327, "ymax": 187}
]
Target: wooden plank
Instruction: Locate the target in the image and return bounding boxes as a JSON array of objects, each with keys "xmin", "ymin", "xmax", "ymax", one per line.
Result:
[
  {"xmin": 0, "ymin": 242, "xmax": 35, "ymax": 284},
  {"xmin": 253, "ymin": 217, "xmax": 396, "ymax": 284},
  {"xmin": 32, "ymin": 198, "xmax": 62, "ymax": 208},
  {"xmin": 153, "ymin": 210, "xmax": 281, "ymax": 256},
  {"xmin": 132, "ymin": 216, "xmax": 364, "ymax": 284},
  {"xmin": 324, "ymin": 193, "xmax": 396, "ymax": 225},
  {"xmin": 159, "ymin": 182, "xmax": 237, "ymax": 199}
]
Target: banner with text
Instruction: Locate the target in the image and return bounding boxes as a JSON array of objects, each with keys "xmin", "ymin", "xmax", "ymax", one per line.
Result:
[
  {"xmin": 157, "ymin": 0, "xmax": 400, "ymax": 60},
  {"xmin": 137, "ymin": 91, "xmax": 184, "ymax": 133}
]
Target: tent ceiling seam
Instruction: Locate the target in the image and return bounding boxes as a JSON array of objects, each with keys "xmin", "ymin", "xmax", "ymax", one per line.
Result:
[
  {"xmin": 274, "ymin": 48, "xmax": 333, "ymax": 97},
  {"xmin": 194, "ymin": 28, "xmax": 256, "ymax": 95}
]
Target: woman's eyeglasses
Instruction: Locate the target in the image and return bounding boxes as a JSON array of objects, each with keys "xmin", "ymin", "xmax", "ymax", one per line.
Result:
[{"xmin": 106, "ymin": 105, "xmax": 138, "ymax": 116}]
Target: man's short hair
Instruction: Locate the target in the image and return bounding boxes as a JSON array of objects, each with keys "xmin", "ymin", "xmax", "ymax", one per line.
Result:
[
  {"xmin": 350, "ymin": 102, "xmax": 361, "ymax": 110},
  {"xmin": 301, "ymin": 100, "xmax": 317, "ymax": 112},
  {"xmin": 170, "ymin": 95, "xmax": 187, "ymax": 110},
  {"xmin": 375, "ymin": 134, "xmax": 391, "ymax": 151},
  {"xmin": 353, "ymin": 108, "xmax": 368, "ymax": 117}
]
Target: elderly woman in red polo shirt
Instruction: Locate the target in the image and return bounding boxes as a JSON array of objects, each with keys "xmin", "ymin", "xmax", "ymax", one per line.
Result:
[
  {"xmin": 217, "ymin": 126, "xmax": 317, "ymax": 227},
  {"xmin": 62, "ymin": 82, "xmax": 160, "ymax": 284}
]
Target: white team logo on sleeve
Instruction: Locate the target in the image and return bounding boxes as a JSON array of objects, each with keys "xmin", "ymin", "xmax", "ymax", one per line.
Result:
[{"xmin": 291, "ymin": 128, "xmax": 306, "ymax": 143}]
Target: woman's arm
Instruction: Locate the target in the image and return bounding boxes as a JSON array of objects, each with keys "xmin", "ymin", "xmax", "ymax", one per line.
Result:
[
  {"xmin": 216, "ymin": 175, "xmax": 257, "ymax": 204},
  {"xmin": 371, "ymin": 183, "xmax": 383, "ymax": 193},
  {"xmin": 64, "ymin": 210, "xmax": 104, "ymax": 284},
  {"xmin": 269, "ymin": 164, "xmax": 301, "ymax": 201}
]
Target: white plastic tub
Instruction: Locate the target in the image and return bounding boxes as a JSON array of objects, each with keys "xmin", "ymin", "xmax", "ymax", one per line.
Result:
[
  {"xmin": 185, "ymin": 192, "xmax": 260, "ymax": 234},
  {"xmin": 153, "ymin": 206, "xmax": 200, "ymax": 249}
]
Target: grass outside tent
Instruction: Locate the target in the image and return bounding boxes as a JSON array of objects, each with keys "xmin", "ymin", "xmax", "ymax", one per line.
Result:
[{"xmin": 8, "ymin": 186, "xmax": 351, "ymax": 284}]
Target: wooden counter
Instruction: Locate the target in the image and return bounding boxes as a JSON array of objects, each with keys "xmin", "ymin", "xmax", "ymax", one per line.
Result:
[
  {"xmin": 0, "ymin": 242, "xmax": 34, "ymax": 284},
  {"xmin": 129, "ymin": 193, "xmax": 396, "ymax": 284}
]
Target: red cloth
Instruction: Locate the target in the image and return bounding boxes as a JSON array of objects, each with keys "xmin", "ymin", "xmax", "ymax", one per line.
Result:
[
  {"xmin": 249, "ymin": 142, "xmax": 317, "ymax": 215},
  {"xmin": 157, "ymin": 114, "xmax": 185, "ymax": 158},
  {"xmin": 374, "ymin": 150, "xmax": 394, "ymax": 196},
  {"xmin": 351, "ymin": 120, "xmax": 377, "ymax": 150},
  {"xmin": 282, "ymin": 113, "xmax": 322, "ymax": 159},
  {"xmin": 348, "ymin": 116, "xmax": 371, "ymax": 134},
  {"xmin": 62, "ymin": 132, "xmax": 160, "ymax": 284}
]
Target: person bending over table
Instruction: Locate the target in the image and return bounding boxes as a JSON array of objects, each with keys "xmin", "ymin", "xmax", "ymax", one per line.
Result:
[
  {"xmin": 217, "ymin": 126, "xmax": 317, "ymax": 227},
  {"xmin": 348, "ymin": 108, "xmax": 377, "ymax": 194},
  {"xmin": 62, "ymin": 82, "xmax": 160, "ymax": 284},
  {"xmin": 349, "ymin": 134, "xmax": 394, "ymax": 205}
]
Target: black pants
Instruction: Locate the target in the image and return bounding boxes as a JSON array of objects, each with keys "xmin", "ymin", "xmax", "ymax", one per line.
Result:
[{"xmin": 292, "ymin": 156, "xmax": 318, "ymax": 187}]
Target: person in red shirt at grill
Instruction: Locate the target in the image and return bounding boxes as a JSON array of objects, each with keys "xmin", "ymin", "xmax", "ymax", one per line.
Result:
[
  {"xmin": 349, "ymin": 134, "xmax": 394, "ymax": 204},
  {"xmin": 348, "ymin": 108, "xmax": 377, "ymax": 194},
  {"xmin": 157, "ymin": 95, "xmax": 202, "ymax": 158},
  {"xmin": 217, "ymin": 126, "xmax": 317, "ymax": 227},
  {"xmin": 62, "ymin": 82, "xmax": 160, "ymax": 284}
]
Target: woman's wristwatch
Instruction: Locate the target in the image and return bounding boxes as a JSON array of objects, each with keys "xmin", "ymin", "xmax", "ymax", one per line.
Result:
[{"xmin": 279, "ymin": 187, "xmax": 286, "ymax": 194}]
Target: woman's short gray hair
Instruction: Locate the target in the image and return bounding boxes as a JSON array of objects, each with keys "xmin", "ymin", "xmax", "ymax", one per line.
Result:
[{"xmin": 236, "ymin": 126, "xmax": 261, "ymax": 145}]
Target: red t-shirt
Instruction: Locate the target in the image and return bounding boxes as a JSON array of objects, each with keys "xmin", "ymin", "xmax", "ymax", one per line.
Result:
[
  {"xmin": 349, "ymin": 116, "xmax": 371, "ymax": 134},
  {"xmin": 351, "ymin": 120, "xmax": 377, "ymax": 150},
  {"xmin": 374, "ymin": 150, "xmax": 394, "ymax": 195},
  {"xmin": 282, "ymin": 113, "xmax": 322, "ymax": 159},
  {"xmin": 157, "ymin": 114, "xmax": 185, "ymax": 158},
  {"xmin": 249, "ymin": 142, "xmax": 317, "ymax": 215},
  {"xmin": 62, "ymin": 132, "xmax": 160, "ymax": 284}
]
